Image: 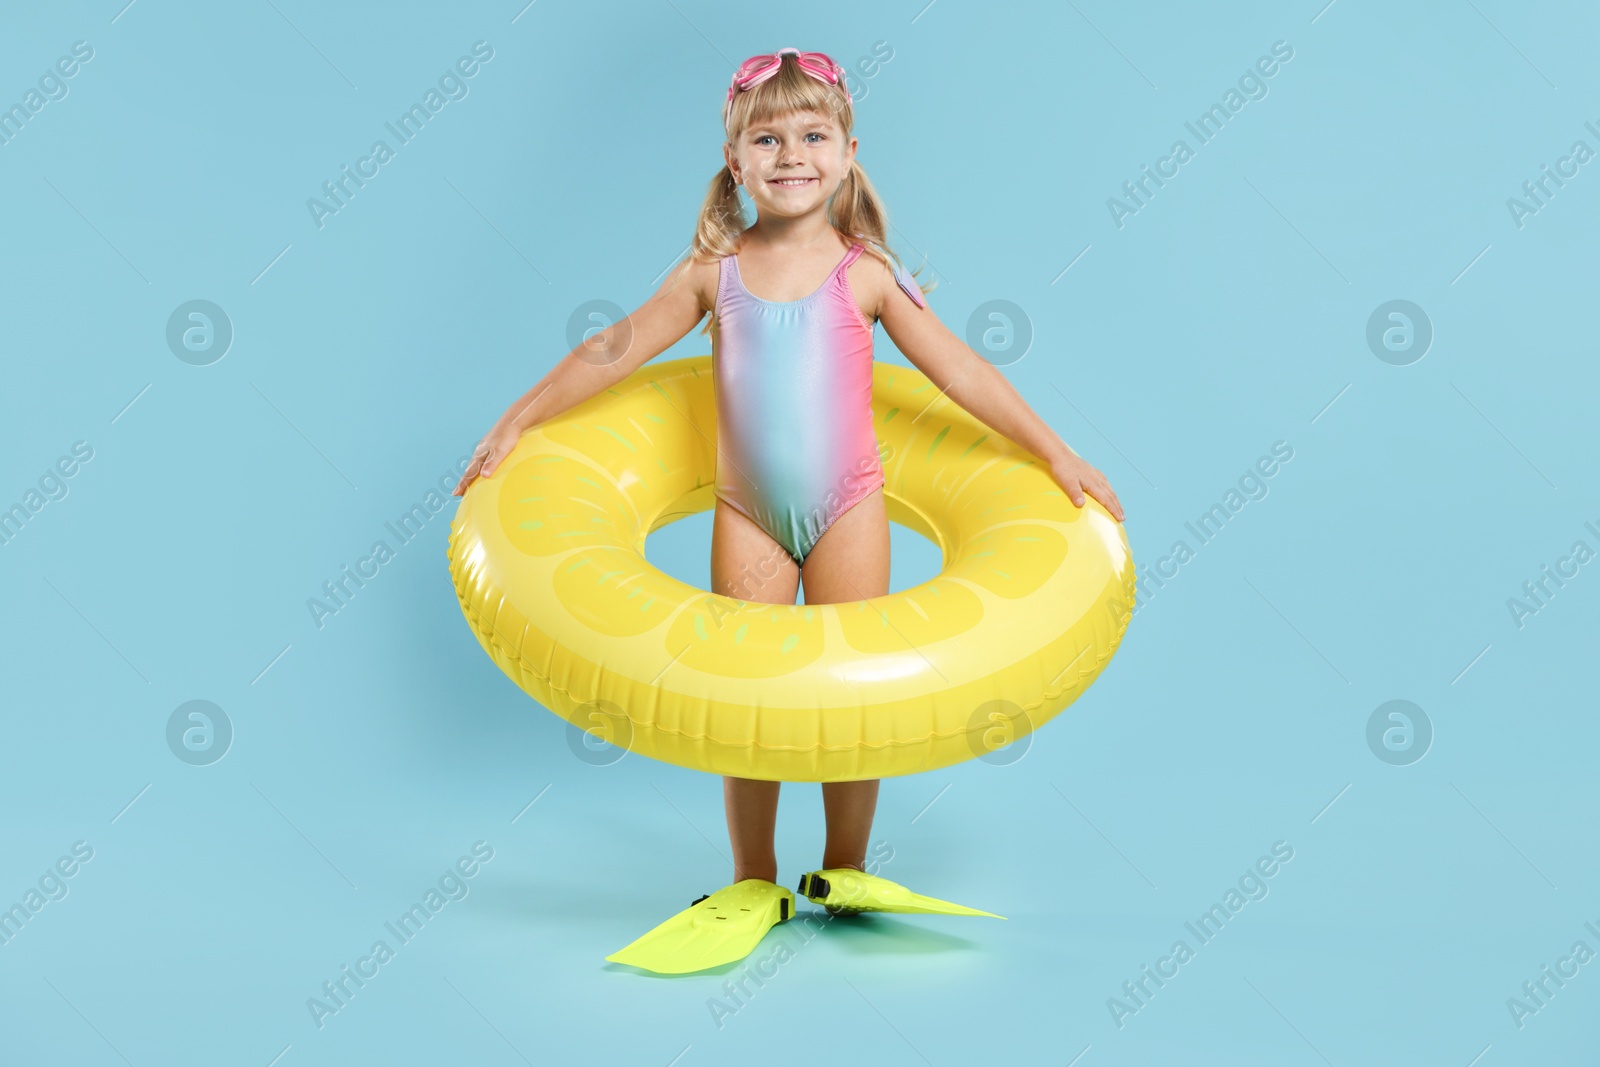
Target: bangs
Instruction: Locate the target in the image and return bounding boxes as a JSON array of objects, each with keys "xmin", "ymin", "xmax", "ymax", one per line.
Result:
[{"xmin": 725, "ymin": 57, "xmax": 853, "ymax": 138}]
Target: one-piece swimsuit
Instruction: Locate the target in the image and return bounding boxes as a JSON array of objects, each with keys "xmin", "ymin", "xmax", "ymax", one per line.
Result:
[{"xmin": 711, "ymin": 239, "xmax": 927, "ymax": 565}]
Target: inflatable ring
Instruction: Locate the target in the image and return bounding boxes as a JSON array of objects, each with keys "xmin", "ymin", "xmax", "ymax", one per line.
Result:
[{"xmin": 447, "ymin": 354, "xmax": 1135, "ymax": 782}]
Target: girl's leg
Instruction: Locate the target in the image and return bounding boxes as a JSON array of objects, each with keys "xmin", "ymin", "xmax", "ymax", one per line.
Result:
[
  {"xmin": 820, "ymin": 779, "xmax": 880, "ymax": 871},
  {"xmin": 722, "ymin": 777, "xmax": 780, "ymax": 882},
  {"xmin": 711, "ymin": 497, "xmax": 801, "ymax": 885},
  {"xmin": 801, "ymin": 487, "xmax": 892, "ymax": 871}
]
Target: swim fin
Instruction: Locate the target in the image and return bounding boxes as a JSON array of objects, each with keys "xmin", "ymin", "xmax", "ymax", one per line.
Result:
[
  {"xmin": 605, "ymin": 879, "xmax": 795, "ymax": 974},
  {"xmin": 797, "ymin": 869, "xmax": 1006, "ymax": 919}
]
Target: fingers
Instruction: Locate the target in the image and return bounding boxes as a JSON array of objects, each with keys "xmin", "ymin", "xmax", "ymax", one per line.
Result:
[
  {"xmin": 1055, "ymin": 457, "xmax": 1125, "ymax": 519},
  {"xmin": 1085, "ymin": 477, "xmax": 1124, "ymax": 522},
  {"xmin": 1061, "ymin": 460, "xmax": 1127, "ymax": 522},
  {"xmin": 1099, "ymin": 475, "xmax": 1124, "ymax": 521},
  {"xmin": 452, "ymin": 445, "xmax": 493, "ymax": 496},
  {"xmin": 1087, "ymin": 485, "xmax": 1123, "ymax": 522}
]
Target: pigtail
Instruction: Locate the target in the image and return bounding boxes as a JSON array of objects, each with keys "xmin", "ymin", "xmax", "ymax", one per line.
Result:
[
  {"xmin": 682, "ymin": 164, "xmax": 746, "ymax": 336},
  {"xmin": 693, "ymin": 164, "xmax": 747, "ymax": 263},
  {"xmin": 831, "ymin": 160, "xmax": 935, "ymax": 303}
]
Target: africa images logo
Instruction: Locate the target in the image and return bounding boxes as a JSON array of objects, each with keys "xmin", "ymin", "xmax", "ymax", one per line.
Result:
[
  {"xmin": 1106, "ymin": 40, "xmax": 1295, "ymax": 229},
  {"xmin": 306, "ymin": 42, "xmax": 494, "ymax": 230}
]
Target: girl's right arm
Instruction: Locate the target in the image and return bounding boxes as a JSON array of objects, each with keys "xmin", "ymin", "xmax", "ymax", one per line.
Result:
[{"xmin": 452, "ymin": 257, "xmax": 714, "ymax": 496}]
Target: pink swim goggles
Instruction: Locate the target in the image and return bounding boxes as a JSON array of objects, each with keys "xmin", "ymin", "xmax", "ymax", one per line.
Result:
[{"xmin": 724, "ymin": 48, "xmax": 851, "ymax": 127}]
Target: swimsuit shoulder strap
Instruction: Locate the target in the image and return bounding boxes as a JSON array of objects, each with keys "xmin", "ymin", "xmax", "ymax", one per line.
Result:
[
  {"xmin": 891, "ymin": 259, "xmax": 928, "ymax": 308},
  {"xmin": 839, "ymin": 241, "xmax": 927, "ymax": 309},
  {"xmin": 826, "ymin": 242, "xmax": 866, "ymax": 296}
]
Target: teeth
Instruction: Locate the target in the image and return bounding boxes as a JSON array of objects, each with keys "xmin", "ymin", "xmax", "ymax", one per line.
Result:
[{"xmin": 773, "ymin": 179, "xmax": 812, "ymax": 185}]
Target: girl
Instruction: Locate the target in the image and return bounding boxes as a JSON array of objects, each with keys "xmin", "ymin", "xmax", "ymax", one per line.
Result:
[{"xmin": 452, "ymin": 48, "xmax": 1124, "ymax": 973}]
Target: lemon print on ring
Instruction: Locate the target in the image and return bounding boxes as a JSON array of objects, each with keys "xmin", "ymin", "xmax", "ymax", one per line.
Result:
[{"xmin": 447, "ymin": 355, "xmax": 1135, "ymax": 782}]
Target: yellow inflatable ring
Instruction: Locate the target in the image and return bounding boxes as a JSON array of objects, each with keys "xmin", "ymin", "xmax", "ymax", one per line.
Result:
[{"xmin": 447, "ymin": 354, "xmax": 1135, "ymax": 782}]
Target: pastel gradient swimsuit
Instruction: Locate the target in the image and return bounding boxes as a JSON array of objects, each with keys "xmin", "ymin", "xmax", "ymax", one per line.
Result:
[{"xmin": 712, "ymin": 240, "xmax": 927, "ymax": 565}]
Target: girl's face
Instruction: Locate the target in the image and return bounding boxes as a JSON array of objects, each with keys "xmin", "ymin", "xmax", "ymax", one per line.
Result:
[{"xmin": 724, "ymin": 109, "xmax": 857, "ymax": 223}]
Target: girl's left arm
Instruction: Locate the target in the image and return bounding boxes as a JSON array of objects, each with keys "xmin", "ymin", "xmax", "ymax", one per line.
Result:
[{"xmin": 876, "ymin": 266, "xmax": 1125, "ymax": 522}]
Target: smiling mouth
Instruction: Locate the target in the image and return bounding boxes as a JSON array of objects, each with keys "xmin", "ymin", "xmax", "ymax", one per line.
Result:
[{"xmin": 769, "ymin": 178, "xmax": 817, "ymax": 187}]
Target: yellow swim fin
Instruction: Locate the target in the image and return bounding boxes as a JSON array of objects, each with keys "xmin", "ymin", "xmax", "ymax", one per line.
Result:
[
  {"xmin": 605, "ymin": 879, "xmax": 795, "ymax": 974},
  {"xmin": 797, "ymin": 869, "xmax": 1006, "ymax": 919}
]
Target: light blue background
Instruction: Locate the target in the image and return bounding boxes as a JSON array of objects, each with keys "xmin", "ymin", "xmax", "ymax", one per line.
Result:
[{"xmin": 2, "ymin": 1, "xmax": 1596, "ymax": 1064}]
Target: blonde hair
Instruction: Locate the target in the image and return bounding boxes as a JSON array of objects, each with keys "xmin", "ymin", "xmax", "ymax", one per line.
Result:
[{"xmin": 682, "ymin": 52, "xmax": 932, "ymax": 328}]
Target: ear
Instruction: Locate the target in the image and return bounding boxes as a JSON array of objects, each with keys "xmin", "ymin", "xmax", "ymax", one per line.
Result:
[{"xmin": 723, "ymin": 141, "xmax": 741, "ymax": 185}]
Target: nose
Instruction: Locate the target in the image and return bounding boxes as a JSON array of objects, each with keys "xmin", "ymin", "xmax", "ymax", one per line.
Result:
[{"xmin": 779, "ymin": 143, "xmax": 804, "ymax": 166}]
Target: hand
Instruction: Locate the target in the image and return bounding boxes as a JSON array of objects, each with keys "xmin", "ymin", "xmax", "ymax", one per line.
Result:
[
  {"xmin": 1049, "ymin": 451, "xmax": 1124, "ymax": 522},
  {"xmin": 452, "ymin": 423, "xmax": 523, "ymax": 496}
]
